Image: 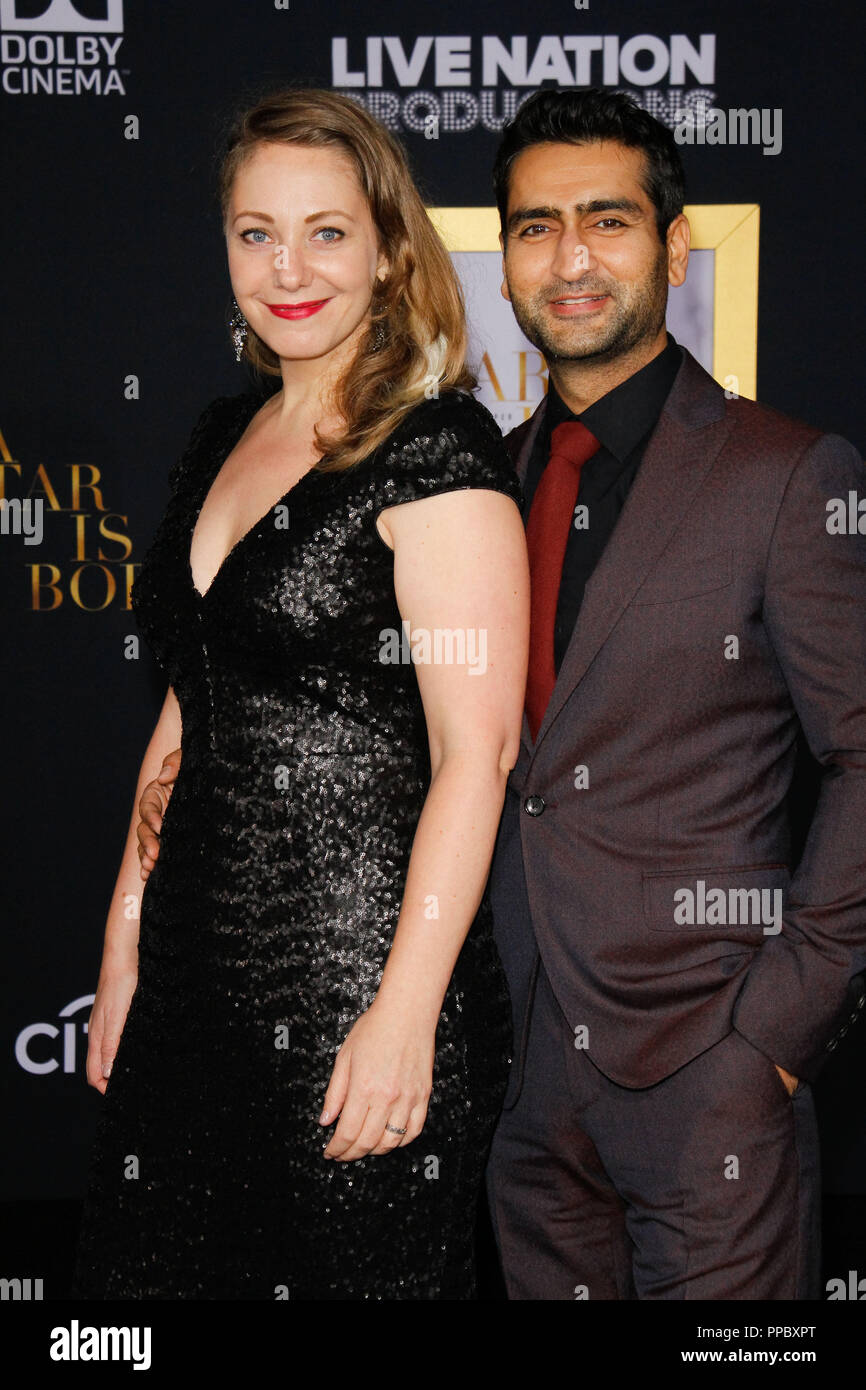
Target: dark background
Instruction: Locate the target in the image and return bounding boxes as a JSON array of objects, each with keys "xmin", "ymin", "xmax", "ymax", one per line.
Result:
[{"xmin": 1, "ymin": 0, "xmax": 864, "ymax": 1299}]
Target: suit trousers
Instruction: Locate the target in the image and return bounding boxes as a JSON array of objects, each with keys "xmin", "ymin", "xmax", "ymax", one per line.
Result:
[{"xmin": 486, "ymin": 957, "xmax": 822, "ymax": 1299}]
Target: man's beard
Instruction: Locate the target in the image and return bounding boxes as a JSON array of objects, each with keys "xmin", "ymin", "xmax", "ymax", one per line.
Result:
[{"xmin": 507, "ymin": 251, "xmax": 669, "ymax": 365}]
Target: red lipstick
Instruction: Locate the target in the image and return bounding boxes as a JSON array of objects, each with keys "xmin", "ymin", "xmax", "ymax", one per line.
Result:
[{"xmin": 266, "ymin": 299, "xmax": 331, "ymax": 319}]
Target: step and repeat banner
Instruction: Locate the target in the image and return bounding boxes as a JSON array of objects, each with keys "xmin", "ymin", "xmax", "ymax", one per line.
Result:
[{"xmin": 2, "ymin": 0, "xmax": 864, "ymax": 1203}]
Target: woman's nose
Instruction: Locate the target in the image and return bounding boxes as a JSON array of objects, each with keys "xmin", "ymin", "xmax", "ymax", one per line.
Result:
[{"xmin": 272, "ymin": 243, "xmax": 312, "ymax": 288}]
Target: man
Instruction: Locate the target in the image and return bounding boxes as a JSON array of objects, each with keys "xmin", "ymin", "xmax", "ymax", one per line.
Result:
[
  {"xmin": 482, "ymin": 87, "xmax": 866, "ymax": 1300},
  {"xmin": 135, "ymin": 89, "xmax": 866, "ymax": 1299}
]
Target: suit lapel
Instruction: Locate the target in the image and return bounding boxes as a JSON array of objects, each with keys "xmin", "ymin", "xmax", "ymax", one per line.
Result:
[
  {"xmin": 507, "ymin": 397, "xmax": 547, "ymax": 486},
  {"xmin": 511, "ymin": 350, "xmax": 733, "ymax": 759},
  {"xmin": 508, "ymin": 398, "xmax": 548, "ymax": 754}
]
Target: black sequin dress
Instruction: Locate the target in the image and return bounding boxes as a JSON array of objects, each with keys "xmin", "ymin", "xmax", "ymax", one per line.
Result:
[{"xmin": 72, "ymin": 388, "xmax": 521, "ymax": 1300}]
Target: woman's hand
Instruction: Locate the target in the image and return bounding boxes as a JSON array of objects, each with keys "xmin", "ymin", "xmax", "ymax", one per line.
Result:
[
  {"xmin": 137, "ymin": 747, "xmax": 181, "ymax": 880},
  {"xmin": 318, "ymin": 1000, "xmax": 435, "ymax": 1161},
  {"xmin": 85, "ymin": 968, "xmax": 138, "ymax": 1094},
  {"xmin": 774, "ymin": 1062, "xmax": 800, "ymax": 1096}
]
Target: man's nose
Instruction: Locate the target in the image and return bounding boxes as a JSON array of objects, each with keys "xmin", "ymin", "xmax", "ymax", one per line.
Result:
[{"xmin": 550, "ymin": 234, "xmax": 594, "ymax": 283}]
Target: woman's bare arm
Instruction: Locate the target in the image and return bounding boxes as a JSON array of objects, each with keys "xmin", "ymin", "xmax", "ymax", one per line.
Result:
[
  {"xmin": 321, "ymin": 485, "xmax": 530, "ymax": 1160},
  {"xmin": 84, "ymin": 685, "xmax": 183, "ymax": 1093},
  {"xmin": 373, "ymin": 486, "xmax": 529, "ymax": 1026}
]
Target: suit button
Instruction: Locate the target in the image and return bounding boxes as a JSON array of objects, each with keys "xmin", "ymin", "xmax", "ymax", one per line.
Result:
[{"xmin": 524, "ymin": 795, "xmax": 546, "ymax": 816}]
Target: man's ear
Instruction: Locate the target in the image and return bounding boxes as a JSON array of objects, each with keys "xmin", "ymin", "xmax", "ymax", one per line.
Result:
[
  {"xmin": 499, "ymin": 233, "xmax": 511, "ymax": 303},
  {"xmin": 666, "ymin": 213, "xmax": 690, "ymax": 289}
]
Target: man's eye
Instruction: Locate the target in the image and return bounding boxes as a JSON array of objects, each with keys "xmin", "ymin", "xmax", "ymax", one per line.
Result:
[
  {"xmin": 594, "ymin": 219, "xmax": 625, "ymax": 228},
  {"xmin": 519, "ymin": 224, "xmax": 550, "ymax": 237}
]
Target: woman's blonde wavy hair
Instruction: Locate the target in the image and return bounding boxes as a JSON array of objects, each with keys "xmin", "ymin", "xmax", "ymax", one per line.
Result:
[{"xmin": 218, "ymin": 87, "xmax": 477, "ymax": 473}]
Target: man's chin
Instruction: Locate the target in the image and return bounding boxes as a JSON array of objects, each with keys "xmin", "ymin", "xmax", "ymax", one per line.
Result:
[
  {"xmin": 512, "ymin": 307, "xmax": 631, "ymax": 363},
  {"xmin": 515, "ymin": 310, "xmax": 615, "ymax": 357},
  {"xmin": 537, "ymin": 330, "xmax": 619, "ymax": 363}
]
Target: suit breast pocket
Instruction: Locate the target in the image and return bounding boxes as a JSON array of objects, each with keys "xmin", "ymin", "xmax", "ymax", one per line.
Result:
[
  {"xmin": 632, "ymin": 549, "xmax": 732, "ymax": 606},
  {"xmin": 643, "ymin": 863, "xmax": 791, "ymax": 938}
]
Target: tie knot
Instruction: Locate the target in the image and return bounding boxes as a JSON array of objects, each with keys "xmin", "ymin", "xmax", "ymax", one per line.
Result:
[{"xmin": 550, "ymin": 420, "xmax": 601, "ymax": 473}]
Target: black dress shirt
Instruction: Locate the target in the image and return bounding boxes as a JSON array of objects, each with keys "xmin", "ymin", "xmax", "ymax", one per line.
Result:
[{"xmin": 523, "ymin": 332, "xmax": 684, "ymax": 674}]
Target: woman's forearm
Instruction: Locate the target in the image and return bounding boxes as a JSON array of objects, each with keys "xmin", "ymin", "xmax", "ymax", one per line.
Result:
[
  {"xmin": 99, "ymin": 687, "xmax": 182, "ymax": 980},
  {"xmin": 374, "ymin": 749, "xmax": 511, "ymax": 1029}
]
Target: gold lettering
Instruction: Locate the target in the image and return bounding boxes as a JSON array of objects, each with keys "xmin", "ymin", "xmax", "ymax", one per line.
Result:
[
  {"xmin": 0, "ymin": 461, "xmax": 22, "ymax": 500},
  {"xmin": 120, "ymin": 563, "xmax": 140, "ymax": 609},
  {"xmin": 98, "ymin": 514, "xmax": 133, "ymax": 561},
  {"xmin": 70, "ymin": 464, "xmax": 107, "ymax": 513},
  {"xmin": 27, "ymin": 464, "xmax": 62, "ymax": 512},
  {"xmin": 72, "ymin": 513, "xmax": 89, "ymax": 561},
  {"xmin": 69, "ymin": 563, "xmax": 116, "ymax": 611},
  {"xmin": 478, "ymin": 351, "xmax": 505, "ymax": 402},
  {"xmin": 517, "ymin": 350, "xmax": 549, "ymax": 403},
  {"xmin": 29, "ymin": 564, "xmax": 63, "ymax": 611}
]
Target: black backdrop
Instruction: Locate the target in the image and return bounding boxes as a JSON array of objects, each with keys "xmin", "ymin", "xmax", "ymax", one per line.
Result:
[{"xmin": 2, "ymin": 0, "xmax": 864, "ymax": 1239}]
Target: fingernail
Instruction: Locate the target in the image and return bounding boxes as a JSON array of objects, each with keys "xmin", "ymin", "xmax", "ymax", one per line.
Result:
[
  {"xmin": 319, "ymin": 1109, "xmax": 331, "ymax": 1125},
  {"xmin": 102, "ymin": 1063, "xmax": 112, "ymax": 1078}
]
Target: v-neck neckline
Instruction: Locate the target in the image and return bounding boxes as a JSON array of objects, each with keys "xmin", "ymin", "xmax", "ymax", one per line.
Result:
[{"xmin": 187, "ymin": 394, "xmax": 318, "ymax": 603}]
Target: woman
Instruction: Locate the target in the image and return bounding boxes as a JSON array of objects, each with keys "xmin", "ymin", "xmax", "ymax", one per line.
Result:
[{"xmin": 71, "ymin": 88, "xmax": 529, "ymax": 1300}]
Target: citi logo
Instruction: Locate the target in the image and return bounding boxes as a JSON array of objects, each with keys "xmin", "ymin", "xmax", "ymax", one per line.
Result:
[
  {"xmin": 15, "ymin": 994, "xmax": 94, "ymax": 1075},
  {"xmin": 0, "ymin": 0, "xmax": 123, "ymax": 31}
]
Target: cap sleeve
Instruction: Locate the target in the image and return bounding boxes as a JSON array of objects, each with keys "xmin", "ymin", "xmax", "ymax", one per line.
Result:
[
  {"xmin": 166, "ymin": 394, "xmax": 243, "ymax": 493},
  {"xmin": 369, "ymin": 391, "xmax": 523, "ymax": 529}
]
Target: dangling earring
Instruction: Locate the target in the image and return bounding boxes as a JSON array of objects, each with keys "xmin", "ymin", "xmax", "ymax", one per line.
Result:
[
  {"xmin": 229, "ymin": 297, "xmax": 248, "ymax": 362},
  {"xmin": 370, "ymin": 286, "xmax": 386, "ymax": 351}
]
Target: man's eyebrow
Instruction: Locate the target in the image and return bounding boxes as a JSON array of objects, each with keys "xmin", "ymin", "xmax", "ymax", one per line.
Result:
[{"xmin": 506, "ymin": 198, "xmax": 643, "ymax": 233}]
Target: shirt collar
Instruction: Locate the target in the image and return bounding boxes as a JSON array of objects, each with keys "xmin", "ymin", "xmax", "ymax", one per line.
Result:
[{"xmin": 545, "ymin": 332, "xmax": 683, "ymax": 462}]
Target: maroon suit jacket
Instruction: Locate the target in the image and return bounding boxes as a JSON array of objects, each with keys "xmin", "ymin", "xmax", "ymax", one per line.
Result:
[{"xmin": 490, "ymin": 346, "xmax": 866, "ymax": 1092}]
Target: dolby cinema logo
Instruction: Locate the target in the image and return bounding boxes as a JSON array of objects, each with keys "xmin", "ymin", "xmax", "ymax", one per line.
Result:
[{"xmin": 1, "ymin": 0, "xmax": 126, "ymax": 96}]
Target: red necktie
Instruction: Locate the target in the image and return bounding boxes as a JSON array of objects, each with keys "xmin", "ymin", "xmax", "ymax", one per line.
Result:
[{"xmin": 525, "ymin": 420, "xmax": 601, "ymax": 741}]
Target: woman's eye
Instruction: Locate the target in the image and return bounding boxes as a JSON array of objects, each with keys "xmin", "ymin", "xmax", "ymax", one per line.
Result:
[{"xmin": 239, "ymin": 226, "xmax": 344, "ymax": 245}]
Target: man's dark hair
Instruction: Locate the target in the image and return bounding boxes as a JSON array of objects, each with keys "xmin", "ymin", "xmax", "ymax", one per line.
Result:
[{"xmin": 493, "ymin": 88, "xmax": 686, "ymax": 245}]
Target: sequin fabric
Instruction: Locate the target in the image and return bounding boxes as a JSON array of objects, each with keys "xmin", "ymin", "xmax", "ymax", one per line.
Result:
[{"xmin": 71, "ymin": 388, "xmax": 523, "ymax": 1300}]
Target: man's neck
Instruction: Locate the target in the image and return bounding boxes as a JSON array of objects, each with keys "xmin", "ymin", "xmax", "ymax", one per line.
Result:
[{"xmin": 548, "ymin": 328, "xmax": 670, "ymax": 415}]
